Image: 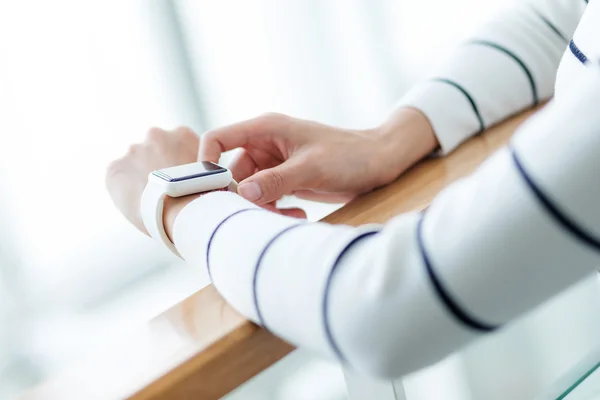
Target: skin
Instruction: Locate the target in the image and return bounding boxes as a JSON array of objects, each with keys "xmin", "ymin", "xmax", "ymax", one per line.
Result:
[{"xmin": 105, "ymin": 107, "xmax": 438, "ymax": 243}]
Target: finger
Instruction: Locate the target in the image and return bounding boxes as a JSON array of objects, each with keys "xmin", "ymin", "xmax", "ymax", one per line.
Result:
[
  {"xmin": 260, "ymin": 202, "xmax": 279, "ymax": 213},
  {"xmin": 292, "ymin": 190, "xmax": 355, "ymax": 204},
  {"xmin": 259, "ymin": 201, "xmax": 307, "ymax": 219},
  {"xmin": 173, "ymin": 126, "xmax": 200, "ymax": 156},
  {"xmin": 198, "ymin": 113, "xmax": 289, "ymax": 163},
  {"xmin": 229, "ymin": 149, "xmax": 258, "ymax": 182},
  {"xmin": 237, "ymin": 160, "xmax": 308, "ymax": 205},
  {"xmin": 276, "ymin": 207, "xmax": 307, "ymax": 219}
]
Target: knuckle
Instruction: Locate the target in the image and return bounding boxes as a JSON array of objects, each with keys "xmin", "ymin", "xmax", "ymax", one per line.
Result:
[
  {"xmin": 146, "ymin": 127, "xmax": 164, "ymax": 140},
  {"xmin": 202, "ymin": 129, "xmax": 219, "ymax": 140},
  {"xmin": 127, "ymin": 144, "xmax": 141, "ymax": 155},
  {"xmin": 176, "ymin": 127, "xmax": 199, "ymax": 147},
  {"xmin": 257, "ymin": 112, "xmax": 288, "ymax": 127},
  {"xmin": 106, "ymin": 159, "xmax": 119, "ymax": 174},
  {"xmin": 175, "ymin": 126, "xmax": 196, "ymax": 138},
  {"xmin": 260, "ymin": 112, "xmax": 284, "ymax": 120},
  {"xmin": 202, "ymin": 130, "xmax": 215, "ymax": 143},
  {"xmin": 266, "ymin": 169, "xmax": 285, "ymax": 191},
  {"xmin": 105, "ymin": 158, "xmax": 124, "ymax": 183}
]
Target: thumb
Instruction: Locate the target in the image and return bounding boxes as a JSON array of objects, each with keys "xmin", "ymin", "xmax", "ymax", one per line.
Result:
[{"xmin": 237, "ymin": 162, "xmax": 305, "ymax": 205}]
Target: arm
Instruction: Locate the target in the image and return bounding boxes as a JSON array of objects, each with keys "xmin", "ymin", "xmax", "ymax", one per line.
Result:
[
  {"xmin": 197, "ymin": 0, "xmax": 585, "ymax": 208},
  {"xmin": 167, "ymin": 67, "xmax": 600, "ymax": 378},
  {"xmin": 397, "ymin": 0, "xmax": 585, "ymax": 154}
]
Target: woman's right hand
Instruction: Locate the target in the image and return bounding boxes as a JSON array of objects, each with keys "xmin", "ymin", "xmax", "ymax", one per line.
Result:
[{"xmin": 199, "ymin": 108, "xmax": 438, "ymax": 206}]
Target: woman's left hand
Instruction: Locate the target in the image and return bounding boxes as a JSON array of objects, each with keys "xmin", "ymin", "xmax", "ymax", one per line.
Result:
[{"xmin": 105, "ymin": 126, "xmax": 200, "ymax": 235}]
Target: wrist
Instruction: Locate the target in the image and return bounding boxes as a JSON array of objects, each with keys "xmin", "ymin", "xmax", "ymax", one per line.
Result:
[
  {"xmin": 163, "ymin": 194, "xmax": 202, "ymax": 243},
  {"xmin": 370, "ymin": 107, "xmax": 439, "ymax": 178},
  {"xmin": 162, "ymin": 187, "xmax": 233, "ymax": 243}
]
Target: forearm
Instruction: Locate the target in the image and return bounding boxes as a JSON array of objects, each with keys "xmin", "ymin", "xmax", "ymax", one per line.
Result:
[
  {"xmin": 371, "ymin": 107, "xmax": 439, "ymax": 180},
  {"xmin": 368, "ymin": 0, "xmax": 584, "ymax": 175},
  {"xmin": 397, "ymin": 0, "xmax": 585, "ymax": 154}
]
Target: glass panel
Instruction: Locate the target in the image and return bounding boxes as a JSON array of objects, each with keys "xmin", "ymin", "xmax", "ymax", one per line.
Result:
[
  {"xmin": 546, "ymin": 352, "xmax": 600, "ymax": 400},
  {"xmin": 223, "ymin": 350, "xmax": 348, "ymax": 400},
  {"xmin": 558, "ymin": 362, "xmax": 600, "ymax": 400}
]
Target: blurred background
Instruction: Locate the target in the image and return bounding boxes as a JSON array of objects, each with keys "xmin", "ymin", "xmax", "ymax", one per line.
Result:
[{"xmin": 1, "ymin": 1, "xmax": 600, "ymax": 399}]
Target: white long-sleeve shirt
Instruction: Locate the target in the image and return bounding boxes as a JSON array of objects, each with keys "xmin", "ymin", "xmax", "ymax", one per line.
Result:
[{"xmin": 172, "ymin": 0, "xmax": 600, "ymax": 379}]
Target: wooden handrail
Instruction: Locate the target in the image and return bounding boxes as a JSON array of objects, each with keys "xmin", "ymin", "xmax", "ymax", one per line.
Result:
[{"xmin": 22, "ymin": 107, "xmax": 540, "ymax": 399}]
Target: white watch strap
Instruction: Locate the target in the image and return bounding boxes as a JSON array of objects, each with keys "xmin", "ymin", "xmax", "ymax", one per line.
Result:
[{"xmin": 141, "ymin": 182, "xmax": 181, "ymax": 258}]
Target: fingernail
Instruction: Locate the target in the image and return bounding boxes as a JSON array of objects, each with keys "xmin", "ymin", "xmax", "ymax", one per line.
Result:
[{"xmin": 238, "ymin": 182, "xmax": 262, "ymax": 202}]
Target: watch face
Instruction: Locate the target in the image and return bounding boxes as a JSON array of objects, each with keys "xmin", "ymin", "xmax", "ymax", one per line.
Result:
[{"xmin": 153, "ymin": 162, "xmax": 227, "ymax": 182}]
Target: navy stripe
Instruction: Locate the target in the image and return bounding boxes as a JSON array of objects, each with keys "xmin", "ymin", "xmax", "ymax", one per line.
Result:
[
  {"xmin": 431, "ymin": 78, "xmax": 485, "ymax": 134},
  {"xmin": 469, "ymin": 40, "xmax": 539, "ymax": 106},
  {"xmin": 253, "ymin": 223, "xmax": 305, "ymax": 327},
  {"xmin": 206, "ymin": 208, "xmax": 261, "ymax": 282},
  {"xmin": 417, "ymin": 215, "xmax": 499, "ymax": 332},
  {"xmin": 511, "ymin": 147, "xmax": 600, "ymax": 251},
  {"xmin": 323, "ymin": 230, "xmax": 380, "ymax": 363},
  {"xmin": 569, "ymin": 40, "xmax": 588, "ymax": 65},
  {"xmin": 531, "ymin": 8, "xmax": 568, "ymax": 42}
]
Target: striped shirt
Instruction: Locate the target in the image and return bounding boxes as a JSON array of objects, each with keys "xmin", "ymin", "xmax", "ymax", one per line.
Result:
[{"xmin": 172, "ymin": 0, "xmax": 600, "ymax": 378}]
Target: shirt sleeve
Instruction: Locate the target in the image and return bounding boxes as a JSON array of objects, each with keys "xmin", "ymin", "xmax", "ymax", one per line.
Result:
[
  {"xmin": 173, "ymin": 66, "xmax": 600, "ymax": 379},
  {"xmin": 398, "ymin": 0, "xmax": 586, "ymax": 154}
]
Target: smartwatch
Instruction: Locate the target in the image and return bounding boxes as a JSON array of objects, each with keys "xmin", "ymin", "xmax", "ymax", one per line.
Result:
[{"xmin": 141, "ymin": 161, "xmax": 233, "ymax": 257}]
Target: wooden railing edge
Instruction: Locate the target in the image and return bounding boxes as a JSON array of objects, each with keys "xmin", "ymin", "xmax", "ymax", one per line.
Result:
[{"xmin": 133, "ymin": 311, "xmax": 294, "ymax": 399}]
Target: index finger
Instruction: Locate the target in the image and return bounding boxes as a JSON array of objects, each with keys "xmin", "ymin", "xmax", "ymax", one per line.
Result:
[
  {"xmin": 198, "ymin": 113, "xmax": 289, "ymax": 162},
  {"xmin": 198, "ymin": 116, "xmax": 269, "ymax": 162}
]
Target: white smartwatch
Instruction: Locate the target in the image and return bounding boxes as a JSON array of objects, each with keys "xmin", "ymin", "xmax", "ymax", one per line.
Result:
[{"xmin": 141, "ymin": 161, "xmax": 233, "ymax": 257}]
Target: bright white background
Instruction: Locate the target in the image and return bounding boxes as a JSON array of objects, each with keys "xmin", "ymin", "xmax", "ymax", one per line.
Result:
[{"xmin": 0, "ymin": 1, "xmax": 599, "ymax": 399}]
